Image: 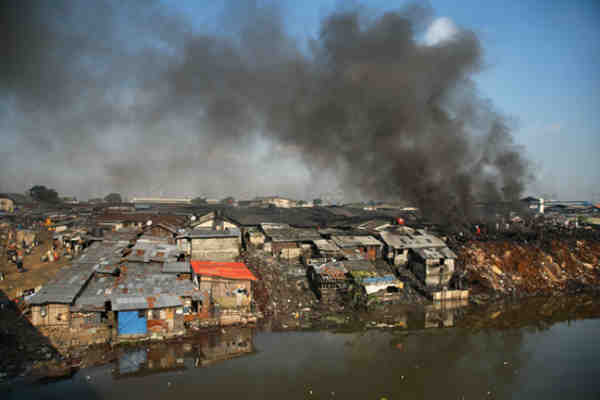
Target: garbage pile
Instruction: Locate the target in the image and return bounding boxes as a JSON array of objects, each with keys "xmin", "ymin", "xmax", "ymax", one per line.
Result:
[
  {"xmin": 457, "ymin": 236, "xmax": 600, "ymax": 301},
  {"xmin": 243, "ymin": 250, "xmax": 319, "ymax": 329}
]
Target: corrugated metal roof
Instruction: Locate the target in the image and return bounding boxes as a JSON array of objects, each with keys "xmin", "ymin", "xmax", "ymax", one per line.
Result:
[
  {"xmin": 74, "ymin": 262, "xmax": 201, "ymax": 310},
  {"xmin": 125, "ymin": 243, "xmax": 180, "ymax": 263},
  {"xmin": 28, "ymin": 264, "xmax": 96, "ymax": 305},
  {"xmin": 261, "ymin": 226, "xmax": 321, "ymax": 242},
  {"xmin": 112, "ymin": 294, "xmax": 182, "ymax": 311},
  {"xmin": 137, "ymin": 234, "xmax": 171, "ymax": 244},
  {"xmin": 177, "ymin": 228, "xmax": 240, "ymax": 239},
  {"xmin": 414, "ymin": 246, "xmax": 457, "ymax": 260},
  {"xmin": 330, "ymin": 235, "xmax": 382, "ymax": 248},
  {"xmin": 162, "ymin": 261, "xmax": 190, "ymax": 274},
  {"xmin": 312, "ymin": 239, "xmax": 341, "ymax": 253},
  {"xmin": 380, "ymin": 229, "xmax": 446, "ymax": 250},
  {"xmin": 341, "ymin": 259, "xmax": 376, "ymax": 272},
  {"xmin": 77, "ymin": 241, "xmax": 129, "ymax": 265}
]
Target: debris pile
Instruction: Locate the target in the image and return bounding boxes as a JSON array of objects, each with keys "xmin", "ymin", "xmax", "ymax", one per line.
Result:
[
  {"xmin": 458, "ymin": 237, "xmax": 600, "ymax": 301},
  {"xmin": 243, "ymin": 250, "xmax": 319, "ymax": 329}
]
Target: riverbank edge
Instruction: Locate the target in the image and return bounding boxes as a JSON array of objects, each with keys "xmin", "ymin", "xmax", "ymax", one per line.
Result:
[{"xmin": 2, "ymin": 285, "xmax": 600, "ymax": 385}]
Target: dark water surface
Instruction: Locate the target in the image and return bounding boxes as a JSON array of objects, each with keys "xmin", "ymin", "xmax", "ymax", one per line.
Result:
[{"xmin": 4, "ymin": 299, "xmax": 600, "ymax": 399}]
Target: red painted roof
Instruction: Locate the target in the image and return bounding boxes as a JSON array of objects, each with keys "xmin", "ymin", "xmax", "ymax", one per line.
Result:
[{"xmin": 190, "ymin": 261, "xmax": 257, "ymax": 281}]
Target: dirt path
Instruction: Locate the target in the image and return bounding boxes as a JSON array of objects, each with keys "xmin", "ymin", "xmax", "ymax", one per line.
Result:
[{"xmin": 0, "ymin": 230, "xmax": 71, "ymax": 299}]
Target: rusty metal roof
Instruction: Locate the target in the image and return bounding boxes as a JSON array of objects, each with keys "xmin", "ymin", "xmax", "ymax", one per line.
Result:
[
  {"xmin": 112, "ymin": 294, "xmax": 182, "ymax": 311},
  {"xmin": 28, "ymin": 264, "xmax": 96, "ymax": 305},
  {"xmin": 162, "ymin": 261, "xmax": 191, "ymax": 274}
]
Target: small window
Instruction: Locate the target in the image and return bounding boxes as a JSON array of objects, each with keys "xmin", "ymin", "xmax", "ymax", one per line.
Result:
[
  {"xmin": 138, "ymin": 310, "xmax": 145, "ymax": 318},
  {"xmin": 152, "ymin": 309, "xmax": 160, "ymax": 319}
]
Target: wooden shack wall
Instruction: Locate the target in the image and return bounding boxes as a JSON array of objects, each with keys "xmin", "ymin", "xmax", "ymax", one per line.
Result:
[
  {"xmin": 198, "ymin": 277, "xmax": 252, "ymax": 309},
  {"xmin": 146, "ymin": 306, "xmax": 184, "ymax": 334}
]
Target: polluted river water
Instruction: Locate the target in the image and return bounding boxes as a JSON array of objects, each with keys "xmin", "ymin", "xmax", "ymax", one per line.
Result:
[{"xmin": 4, "ymin": 295, "xmax": 600, "ymax": 399}]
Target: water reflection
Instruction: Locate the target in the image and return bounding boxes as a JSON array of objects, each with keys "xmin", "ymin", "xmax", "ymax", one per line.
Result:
[
  {"xmin": 113, "ymin": 328, "xmax": 254, "ymax": 379},
  {"xmin": 6, "ymin": 296, "xmax": 600, "ymax": 400},
  {"xmin": 424, "ymin": 300, "xmax": 469, "ymax": 328},
  {"xmin": 357, "ymin": 299, "xmax": 469, "ymax": 330}
]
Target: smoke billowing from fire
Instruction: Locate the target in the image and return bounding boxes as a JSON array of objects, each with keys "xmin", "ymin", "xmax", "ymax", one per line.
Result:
[{"xmin": 0, "ymin": 1, "xmax": 530, "ymax": 222}]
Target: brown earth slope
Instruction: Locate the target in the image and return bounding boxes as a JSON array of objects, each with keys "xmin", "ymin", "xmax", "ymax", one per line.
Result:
[{"xmin": 458, "ymin": 239, "xmax": 600, "ymax": 298}]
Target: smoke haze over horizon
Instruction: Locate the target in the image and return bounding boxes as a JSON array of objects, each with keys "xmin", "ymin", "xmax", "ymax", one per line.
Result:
[{"xmin": 3, "ymin": 0, "xmax": 584, "ymax": 221}]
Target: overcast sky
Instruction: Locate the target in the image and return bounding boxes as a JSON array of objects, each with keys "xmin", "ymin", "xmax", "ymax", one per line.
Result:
[{"xmin": 1, "ymin": 0, "xmax": 598, "ymax": 202}]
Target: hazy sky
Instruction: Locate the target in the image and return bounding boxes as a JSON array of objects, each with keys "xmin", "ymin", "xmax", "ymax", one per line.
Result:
[{"xmin": 1, "ymin": 0, "xmax": 598, "ymax": 202}]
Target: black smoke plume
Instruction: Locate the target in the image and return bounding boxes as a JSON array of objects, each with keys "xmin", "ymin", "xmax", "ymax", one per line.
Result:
[{"xmin": 0, "ymin": 1, "xmax": 530, "ymax": 223}]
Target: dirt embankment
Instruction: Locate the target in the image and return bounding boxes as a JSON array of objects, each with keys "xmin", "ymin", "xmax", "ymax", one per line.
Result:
[{"xmin": 457, "ymin": 238, "xmax": 600, "ymax": 301}]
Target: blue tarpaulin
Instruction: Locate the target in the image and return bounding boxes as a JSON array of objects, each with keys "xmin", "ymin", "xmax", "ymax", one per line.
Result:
[
  {"xmin": 362, "ymin": 275, "xmax": 398, "ymax": 284},
  {"xmin": 118, "ymin": 310, "xmax": 147, "ymax": 335}
]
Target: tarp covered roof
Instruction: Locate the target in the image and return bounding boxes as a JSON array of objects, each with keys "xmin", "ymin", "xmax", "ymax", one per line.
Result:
[{"xmin": 191, "ymin": 261, "xmax": 257, "ymax": 281}]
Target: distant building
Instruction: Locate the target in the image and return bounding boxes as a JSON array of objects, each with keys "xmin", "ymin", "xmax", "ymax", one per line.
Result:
[
  {"xmin": 253, "ymin": 196, "xmax": 297, "ymax": 208},
  {"xmin": 61, "ymin": 196, "xmax": 79, "ymax": 204},
  {"xmin": 131, "ymin": 197, "xmax": 192, "ymax": 205}
]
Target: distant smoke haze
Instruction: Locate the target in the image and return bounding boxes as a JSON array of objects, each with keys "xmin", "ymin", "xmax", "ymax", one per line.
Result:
[{"xmin": 0, "ymin": 1, "xmax": 531, "ymax": 222}]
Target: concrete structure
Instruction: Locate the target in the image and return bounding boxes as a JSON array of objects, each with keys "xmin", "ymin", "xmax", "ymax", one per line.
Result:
[
  {"xmin": 379, "ymin": 227, "xmax": 447, "ymax": 266},
  {"xmin": 177, "ymin": 228, "xmax": 241, "ymax": 261},
  {"xmin": 329, "ymin": 235, "xmax": 383, "ymax": 261},
  {"xmin": 410, "ymin": 247, "xmax": 457, "ymax": 287},
  {"xmin": 311, "ymin": 239, "xmax": 342, "ymax": 262}
]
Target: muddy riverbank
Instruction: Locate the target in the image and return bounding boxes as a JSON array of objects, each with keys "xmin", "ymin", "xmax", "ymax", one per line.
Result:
[
  {"xmin": 3, "ymin": 294, "xmax": 600, "ymax": 399},
  {"xmin": 3, "ymin": 292, "xmax": 600, "ymax": 385}
]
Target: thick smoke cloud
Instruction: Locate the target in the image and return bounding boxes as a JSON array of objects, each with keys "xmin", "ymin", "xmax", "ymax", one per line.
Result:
[{"xmin": 0, "ymin": 1, "xmax": 530, "ymax": 222}]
